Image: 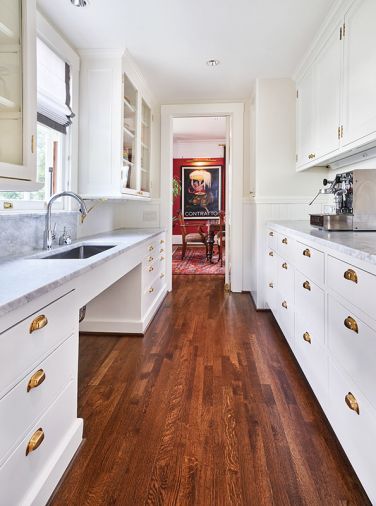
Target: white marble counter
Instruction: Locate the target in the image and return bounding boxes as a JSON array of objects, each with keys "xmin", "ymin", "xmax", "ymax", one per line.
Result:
[
  {"xmin": 268, "ymin": 220, "xmax": 376, "ymax": 265},
  {"xmin": 0, "ymin": 228, "xmax": 164, "ymax": 318}
]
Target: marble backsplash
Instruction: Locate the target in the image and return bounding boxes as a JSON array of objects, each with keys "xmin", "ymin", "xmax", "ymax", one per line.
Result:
[{"xmin": 0, "ymin": 211, "xmax": 78, "ymax": 259}]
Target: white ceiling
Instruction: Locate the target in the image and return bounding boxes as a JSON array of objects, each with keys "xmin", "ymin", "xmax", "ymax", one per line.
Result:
[
  {"xmin": 37, "ymin": 0, "xmax": 336, "ymax": 103},
  {"xmin": 173, "ymin": 117, "xmax": 227, "ymax": 141}
]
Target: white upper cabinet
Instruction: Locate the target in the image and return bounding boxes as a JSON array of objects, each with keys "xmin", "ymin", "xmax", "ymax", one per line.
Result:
[
  {"xmin": 296, "ymin": 0, "xmax": 376, "ymax": 171},
  {"xmin": 0, "ymin": 0, "xmax": 37, "ymax": 187},
  {"xmin": 342, "ymin": 0, "xmax": 376, "ymax": 148}
]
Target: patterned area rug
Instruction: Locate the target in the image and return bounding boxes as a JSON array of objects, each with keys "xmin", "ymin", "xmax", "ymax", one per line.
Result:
[{"xmin": 172, "ymin": 246, "xmax": 225, "ymax": 275}]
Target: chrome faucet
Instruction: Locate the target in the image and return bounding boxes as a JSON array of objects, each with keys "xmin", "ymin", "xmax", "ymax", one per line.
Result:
[{"xmin": 44, "ymin": 191, "xmax": 88, "ymax": 250}]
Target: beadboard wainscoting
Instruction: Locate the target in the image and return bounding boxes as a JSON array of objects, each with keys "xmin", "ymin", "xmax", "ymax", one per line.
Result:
[{"xmin": 244, "ymin": 197, "xmax": 330, "ymax": 308}]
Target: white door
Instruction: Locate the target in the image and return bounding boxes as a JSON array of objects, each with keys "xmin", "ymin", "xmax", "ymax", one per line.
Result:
[
  {"xmin": 342, "ymin": 0, "xmax": 376, "ymax": 148},
  {"xmin": 296, "ymin": 65, "xmax": 316, "ymax": 168},
  {"xmin": 315, "ymin": 24, "xmax": 342, "ymax": 159}
]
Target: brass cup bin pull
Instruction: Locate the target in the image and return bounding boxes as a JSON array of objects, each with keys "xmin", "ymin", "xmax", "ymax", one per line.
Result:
[
  {"xmin": 148, "ymin": 245, "xmax": 154, "ymax": 252},
  {"xmin": 27, "ymin": 370, "xmax": 46, "ymax": 392},
  {"xmin": 148, "ymin": 266, "xmax": 154, "ymax": 272},
  {"xmin": 269, "ymin": 282, "xmax": 274, "ymax": 288},
  {"xmin": 344, "ymin": 316, "xmax": 359, "ymax": 334},
  {"xmin": 269, "ymin": 231, "xmax": 274, "ymax": 237},
  {"xmin": 345, "ymin": 392, "xmax": 360, "ymax": 415},
  {"xmin": 282, "ymin": 301, "xmax": 288, "ymax": 309},
  {"xmin": 26, "ymin": 428, "xmax": 45, "ymax": 456},
  {"xmin": 160, "ymin": 239, "xmax": 165, "ymax": 244},
  {"xmin": 344, "ymin": 269, "xmax": 358, "ymax": 284},
  {"xmin": 29, "ymin": 315, "xmax": 48, "ymax": 334},
  {"xmin": 148, "ymin": 256, "xmax": 154, "ymax": 262},
  {"xmin": 149, "ymin": 287, "xmax": 154, "ymax": 294},
  {"xmin": 303, "ymin": 281, "xmax": 311, "ymax": 291},
  {"xmin": 303, "ymin": 248, "xmax": 311, "ymax": 258},
  {"xmin": 303, "ymin": 332, "xmax": 312, "ymax": 344},
  {"xmin": 282, "ymin": 262, "xmax": 288, "ymax": 270},
  {"xmin": 269, "ymin": 251, "xmax": 274, "ymax": 257},
  {"xmin": 282, "ymin": 238, "xmax": 288, "ymax": 245}
]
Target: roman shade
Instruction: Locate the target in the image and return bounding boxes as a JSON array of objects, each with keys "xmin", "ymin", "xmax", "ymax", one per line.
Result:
[{"xmin": 37, "ymin": 38, "xmax": 74, "ymax": 134}]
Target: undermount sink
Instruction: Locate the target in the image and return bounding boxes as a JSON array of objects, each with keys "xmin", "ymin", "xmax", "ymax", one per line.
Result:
[{"xmin": 41, "ymin": 244, "xmax": 116, "ymax": 260}]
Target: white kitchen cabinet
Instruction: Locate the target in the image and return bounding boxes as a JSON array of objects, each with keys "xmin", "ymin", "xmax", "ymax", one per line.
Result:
[
  {"xmin": 79, "ymin": 50, "xmax": 154, "ymax": 199},
  {"xmin": 342, "ymin": 0, "xmax": 376, "ymax": 149},
  {"xmin": 0, "ymin": 0, "xmax": 38, "ymax": 188},
  {"xmin": 296, "ymin": 66, "xmax": 315, "ymax": 169}
]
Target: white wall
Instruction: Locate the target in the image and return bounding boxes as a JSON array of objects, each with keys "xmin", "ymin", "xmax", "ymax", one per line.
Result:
[{"xmin": 173, "ymin": 140, "xmax": 225, "ymax": 159}]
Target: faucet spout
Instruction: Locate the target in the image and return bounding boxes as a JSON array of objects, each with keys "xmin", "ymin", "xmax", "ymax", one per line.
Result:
[{"xmin": 44, "ymin": 191, "xmax": 88, "ymax": 250}]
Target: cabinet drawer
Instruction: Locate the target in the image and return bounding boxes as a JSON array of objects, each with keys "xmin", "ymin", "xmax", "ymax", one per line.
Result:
[
  {"xmin": 0, "ymin": 381, "xmax": 76, "ymax": 506},
  {"xmin": 276, "ymin": 296, "xmax": 294, "ymax": 349},
  {"xmin": 277, "ymin": 234, "xmax": 295, "ymax": 263},
  {"xmin": 295, "ymin": 271, "xmax": 325, "ymax": 347},
  {"xmin": 327, "ymin": 255, "xmax": 376, "ymax": 320},
  {"xmin": 0, "ymin": 334, "xmax": 77, "ymax": 464},
  {"xmin": 277, "ymin": 257, "xmax": 294, "ymax": 300},
  {"xmin": 143, "ymin": 257, "xmax": 158, "ymax": 287},
  {"xmin": 328, "ymin": 360, "xmax": 376, "ymax": 503},
  {"xmin": 143, "ymin": 273, "xmax": 165, "ymax": 310},
  {"xmin": 0, "ymin": 291, "xmax": 76, "ymax": 397},
  {"xmin": 267, "ymin": 229, "xmax": 277, "ymax": 251},
  {"xmin": 295, "ymin": 241, "xmax": 324, "ymax": 286},
  {"xmin": 328, "ymin": 296, "xmax": 376, "ymax": 410}
]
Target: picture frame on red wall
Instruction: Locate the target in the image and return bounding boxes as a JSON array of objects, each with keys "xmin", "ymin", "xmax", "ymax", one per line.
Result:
[{"xmin": 181, "ymin": 165, "xmax": 222, "ymax": 220}]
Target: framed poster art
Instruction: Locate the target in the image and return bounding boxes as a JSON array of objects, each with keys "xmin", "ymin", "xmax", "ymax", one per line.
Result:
[{"xmin": 181, "ymin": 166, "xmax": 222, "ymax": 219}]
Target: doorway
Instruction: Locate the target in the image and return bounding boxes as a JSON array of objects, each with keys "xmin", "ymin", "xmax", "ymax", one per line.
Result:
[
  {"xmin": 172, "ymin": 117, "xmax": 227, "ymax": 277},
  {"xmin": 160, "ymin": 103, "xmax": 244, "ymax": 293}
]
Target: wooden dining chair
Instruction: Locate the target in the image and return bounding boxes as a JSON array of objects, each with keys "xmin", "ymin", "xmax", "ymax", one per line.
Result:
[
  {"xmin": 177, "ymin": 211, "xmax": 208, "ymax": 259},
  {"xmin": 215, "ymin": 211, "xmax": 226, "ymax": 266}
]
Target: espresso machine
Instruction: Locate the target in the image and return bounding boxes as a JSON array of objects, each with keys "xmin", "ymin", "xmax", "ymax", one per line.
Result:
[{"xmin": 309, "ymin": 169, "xmax": 376, "ymax": 231}]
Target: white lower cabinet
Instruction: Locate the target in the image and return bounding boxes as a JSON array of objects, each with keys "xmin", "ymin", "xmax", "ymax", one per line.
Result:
[{"xmin": 266, "ymin": 224, "xmax": 376, "ymax": 502}]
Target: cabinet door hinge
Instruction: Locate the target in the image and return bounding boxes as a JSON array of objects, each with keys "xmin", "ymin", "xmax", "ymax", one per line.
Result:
[
  {"xmin": 296, "ymin": 89, "xmax": 299, "ymax": 99},
  {"xmin": 341, "ymin": 125, "xmax": 344, "ymax": 138},
  {"xmin": 340, "ymin": 26, "xmax": 343, "ymax": 40},
  {"xmin": 338, "ymin": 126, "xmax": 341, "ymax": 140},
  {"xmin": 343, "ymin": 23, "xmax": 346, "ymax": 38},
  {"xmin": 296, "ymin": 154, "xmax": 298, "ymax": 162}
]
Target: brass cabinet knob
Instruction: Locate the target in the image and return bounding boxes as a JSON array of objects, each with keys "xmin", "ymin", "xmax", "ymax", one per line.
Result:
[
  {"xmin": 303, "ymin": 248, "xmax": 311, "ymax": 258},
  {"xmin": 345, "ymin": 392, "xmax": 360, "ymax": 415},
  {"xmin": 160, "ymin": 239, "xmax": 165, "ymax": 244},
  {"xmin": 303, "ymin": 332, "xmax": 312, "ymax": 344},
  {"xmin": 148, "ymin": 245, "xmax": 154, "ymax": 252},
  {"xmin": 344, "ymin": 269, "xmax": 358, "ymax": 284},
  {"xmin": 282, "ymin": 301, "xmax": 288, "ymax": 309},
  {"xmin": 308, "ymin": 153, "xmax": 316, "ymax": 160},
  {"xmin": 26, "ymin": 428, "xmax": 44, "ymax": 456},
  {"xmin": 148, "ymin": 266, "xmax": 154, "ymax": 272},
  {"xmin": 27, "ymin": 370, "xmax": 46, "ymax": 392},
  {"xmin": 303, "ymin": 281, "xmax": 311, "ymax": 291},
  {"xmin": 282, "ymin": 238, "xmax": 288, "ymax": 245},
  {"xmin": 160, "ymin": 248, "xmax": 164, "ymax": 253},
  {"xmin": 29, "ymin": 315, "xmax": 48, "ymax": 334},
  {"xmin": 149, "ymin": 287, "xmax": 154, "ymax": 294},
  {"xmin": 269, "ymin": 282, "xmax": 274, "ymax": 288},
  {"xmin": 160, "ymin": 273, "xmax": 165, "ymax": 279},
  {"xmin": 268, "ymin": 251, "xmax": 274, "ymax": 257},
  {"xmin": 160, "ymin": 256, "xmax": 165, "ymax": 261},
  {"xmin": 344, "ymin": 316, "xmax": 359, "ymax": 334},
  {"xmin": 148, "ymin": 256, "xmax": 154, "ymax": 262},
  {"xmin": 282, "ymin": 262, "xmax": 288, "ymax": 270},
  {"xmin": 269, "ymin": 231, "xmax": 274, "ymax": 237}
]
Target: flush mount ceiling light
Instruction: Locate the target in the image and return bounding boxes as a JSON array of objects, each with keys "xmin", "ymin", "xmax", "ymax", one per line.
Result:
[
  {"xmin": 206, "ymin": 59, "xmax": 220, "ymax": 67},
  {"xmin": 71, "ymin": 0, "xmax": 87, "ymax": 6}
]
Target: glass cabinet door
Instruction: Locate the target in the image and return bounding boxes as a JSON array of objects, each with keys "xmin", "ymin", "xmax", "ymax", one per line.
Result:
[
  {"xmin": 0, "ymin": 0, "xmax": 23, "ymax": 167},
  {"xmin": 141, "ymin": 99, "xmax": 151, "ymax": 194},
  {"xmin": 122, "ymin": 73, "xmax": 138, "ymax": 193}
]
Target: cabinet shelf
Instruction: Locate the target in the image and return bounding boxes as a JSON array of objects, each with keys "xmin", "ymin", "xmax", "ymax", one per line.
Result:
[
  {"xmin": 123, "ymin": 126, "xmax": 135, "ymax": 139},
  {"xmin": 123, "ymin": 97, "xmax": 136, "ymax": 114},
  {"xmin": 0, "ymin": 95, "xmax": 16, "ymax": 109}
]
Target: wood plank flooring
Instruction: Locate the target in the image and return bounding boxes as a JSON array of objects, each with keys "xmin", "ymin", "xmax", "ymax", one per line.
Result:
[{"xmin": 51, "ymin": 275, "xmax": 370, "ymax": 505}]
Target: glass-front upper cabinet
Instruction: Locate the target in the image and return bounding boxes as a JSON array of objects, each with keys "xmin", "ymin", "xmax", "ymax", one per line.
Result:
[
  {"xmin": 0, "ymin": 0, "xmax": 37, "ymax": 186},
  {"xmin": 141, "ymin": 99, "xmax": 151, "ymax": 194},
  {"xmin": 122, "ymin": 73, "xmax": 138, "ymax": 195}
]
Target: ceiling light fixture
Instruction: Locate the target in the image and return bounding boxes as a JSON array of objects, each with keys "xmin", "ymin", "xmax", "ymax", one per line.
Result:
[
  {"xmin": 71, "ymin": 0, "xmax": 87, "ymax": 6},
  {"xmin": 206, "ymin": 59, "xmax": 220, "ymax": 67}
]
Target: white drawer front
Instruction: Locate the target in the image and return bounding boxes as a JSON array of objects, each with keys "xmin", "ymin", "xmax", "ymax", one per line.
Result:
[
  {"xmin": 143, "ymin": 273, "xmax": 165, "ymax": 311},
  {"xmin": 328, "ymin": 296, "xmax": 376, "ymax": 410},
  {"xmin": 0, "ymin": 291, "xmax": 76, "ymax": 397},
  {"xmin": 0, "ymin": 334, "xmax": 77, "ymax": 464},
  {"xmin": 267, "ymin": 229, "xmax": 277, "ymax": 251},
  {"xmin": 295, "ymin": 271, "xmax": 325, "ymax": 347},
  {"xmin": 265, "ymin": 250, "xmax": 277, "ymax": 312},
  {"xmin": 327, "ymin": 255, "xmax": 376, "ymax": 320},
  {"xmin": 143, "ymin": 258, "xmax": 158, "ymax": 287},
  {"xmin": 0, "ymin": 381, "xmax": 76, "ymax": 506},
  {"xmin": 277, "ymin": 234, "xmax": 295, "ymax": 263},
  {"xmin": 276, "ymin": 296, "xmax": 294, "ymax": 349},
  {"xmin": 295, "ymin": 241, "xmax": 324, "ymax": 286},
  {"xmin": 277, "ymin": 257, "xmax": 294, "ymax": 300},
  {"xmin": 328, "ymin": 361, "xmax": 376, "ymax": 504}
]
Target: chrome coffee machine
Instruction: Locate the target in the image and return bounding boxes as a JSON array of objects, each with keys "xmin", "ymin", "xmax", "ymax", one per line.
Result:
[{"xmin": 309, "ymin": 169, "xmax": 376, "ymax": 231}]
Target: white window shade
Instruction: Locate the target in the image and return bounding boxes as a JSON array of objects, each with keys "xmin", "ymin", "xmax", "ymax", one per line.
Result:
[{"xmin": 37, "ymin": 38, "xmax": 74, "ymax": 133}]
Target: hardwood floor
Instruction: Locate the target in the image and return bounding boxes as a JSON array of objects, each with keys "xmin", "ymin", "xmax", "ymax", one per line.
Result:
[{"xmin": 51, "ymin": 275, "xmax": 370, "ymax": 505}]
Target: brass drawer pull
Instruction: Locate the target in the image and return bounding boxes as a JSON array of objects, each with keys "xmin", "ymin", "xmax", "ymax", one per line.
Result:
[
  {"xmin": 344, "ymin": 316, "xmax": 359, "ymax": 334},
  {"xmin": 282, "ymin": 238, "xmax": 288, "ymax": 245},
  {"xmin": 160, "ymin": 248, "xmax": 164, "ymax": 253},
  {"xmin": 282, "ymin": 262, "xmax": 288, "ymax": 270},
  {"xmin": 160, "ymin": 239, "xmax": 165, "ymax": 244},
  {"xmin": 160, "ymin": 273, "xmax": 165, "ymax": 279},
  {"xmin": 149, "ymin": 287, "xmax": 154, "ymax": 294},
  {"xmin": 303, "ymin": 281, "xmax": 311, "ymax": 291},
  {"xmin": 344, "ymin": 269, "xmax": 358, "ymax": 284},
  {"xmin": 148, "ymin": 256, "xmax": 154, "ymax": 262},
  {"xmin": 303, "ymin": 332, "xmax": 311, "ymax": 344},
  {"xmin": 160, "ymin": 256, "xmax": 165, "ymax": 261},
  {"xmin": 282, "ymin": 301, "xmax": 288, "ymax": 309},
  {"xmin": 26, "ymin": 428, "xmax": 44, "ymax": 456},
  {"xmin": 269, "ymin": 282, "xmax": 274, "ymax": 288},
  {"xmin": 27, "ymin": 370, "xmax": 46, "ymax": 392},
  {"xmin": 303, "ymin": 248, "xmax": 311, "ymax": 258},
  {"xmin": 269, "ymin": 231, "xmax": 274, "ymax": 237},
  {"xmin": 148, "ymin": 245, "xmax": 154, "ymax": 252},
  {"xmin": 308, "ymin": 153, "xmax": 316, "ymax": 160},
  {"xmin": 268, "ymin": 251, "xmax": 274, "ymax": 257},
  {"xmin": 29, "ymin": 315, "xmax": 48, "ymax": 334},
  {"xmin": 345, "ymin": 392, "xmax": 360, "ymax": 415},
  {"xmin": 148, "ymin": 266, "xmax": 154, "ymax": 272}
]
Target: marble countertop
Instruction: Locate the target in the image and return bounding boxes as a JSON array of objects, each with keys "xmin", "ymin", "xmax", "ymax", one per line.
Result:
[
  {"xmin": 0, "ymin": 228, "xmax": 164, "ymax": 319},
  {"xmin": 268, "ymin": 220, "xmax": 376, "ymax": 265}
]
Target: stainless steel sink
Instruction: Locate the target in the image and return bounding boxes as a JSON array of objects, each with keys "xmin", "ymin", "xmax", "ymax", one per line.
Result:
[{"xmin": 41, "ymin": 244, "xmax": 115, "ymax": 259}]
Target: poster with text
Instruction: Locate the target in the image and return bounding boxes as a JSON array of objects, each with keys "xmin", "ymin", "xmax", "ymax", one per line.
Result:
[{"xmin": 182, "ymin": 166, "xmax": 222, "ymax": 219}]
